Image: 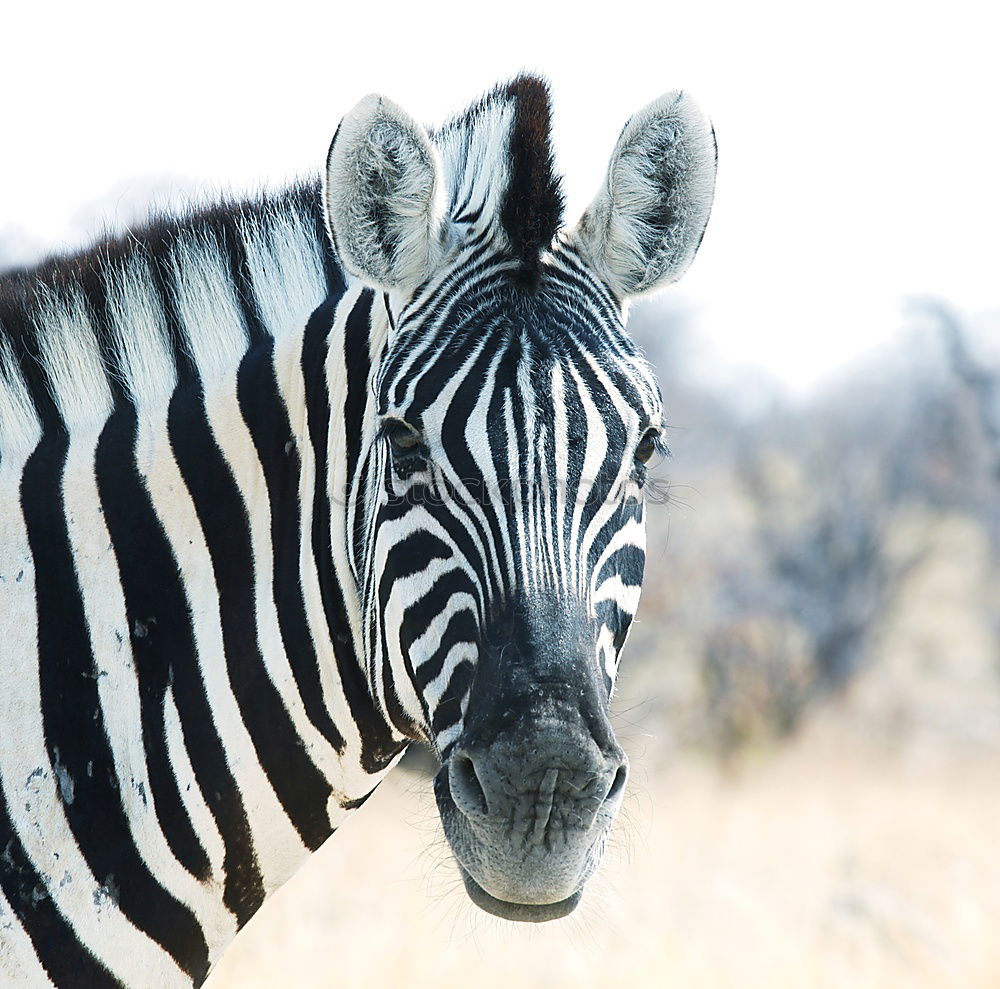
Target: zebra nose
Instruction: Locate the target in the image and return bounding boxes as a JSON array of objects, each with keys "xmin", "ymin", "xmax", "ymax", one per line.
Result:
[{"xmin": 447, "ymin": 743, "xmax": 629, "ymax": 827}]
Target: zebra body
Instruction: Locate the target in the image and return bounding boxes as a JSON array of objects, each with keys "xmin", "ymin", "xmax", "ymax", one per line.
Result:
[{"xmin": 0, "ymin": 76, "xmax": 715, "ymax": 985}]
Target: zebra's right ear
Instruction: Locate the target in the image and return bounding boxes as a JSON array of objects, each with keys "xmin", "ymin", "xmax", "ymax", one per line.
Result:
[
  {"xmin": 324, "ymin": 94, "xmax": 445, "ymax": 292},
  {"xmin": 569, "ymin": 90, "xmax": 716, "ymax": 299}
]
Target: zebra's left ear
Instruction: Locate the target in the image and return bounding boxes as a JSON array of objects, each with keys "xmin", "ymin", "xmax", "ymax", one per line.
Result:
[
  {"xmin": 324, "ymin": 94, "xmax": 444, "ymax": 291},
  {"xmin": 569, "ymin": 91, "xmax": 717, "ymax": 298}
]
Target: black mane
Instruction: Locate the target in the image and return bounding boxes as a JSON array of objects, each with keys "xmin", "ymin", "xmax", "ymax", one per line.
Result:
[
  {"xmin": 499, "ymin": 75, "xmax": 565, "ymax": 284},
  {"xmin": 0, "ymin": 180, "xmax": 333, "ymax": 315}
]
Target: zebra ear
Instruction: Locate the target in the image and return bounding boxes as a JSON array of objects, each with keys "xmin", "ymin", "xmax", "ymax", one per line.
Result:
[
  {"xmin": 571, "ymin": 91, "xmax": 716, "ymax": 298},
  {"xmin": 324, "ymin": 94, "xmax": 444, "ymax": 291}
]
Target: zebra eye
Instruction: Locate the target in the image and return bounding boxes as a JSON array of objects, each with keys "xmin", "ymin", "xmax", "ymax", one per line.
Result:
[
  {"xmin": 383, "ymin": 419, "xmax": 424, "ymax": 457},
  {"xmin": 634, "ymin": 429, "xmax": 661, "ymax": 466}
]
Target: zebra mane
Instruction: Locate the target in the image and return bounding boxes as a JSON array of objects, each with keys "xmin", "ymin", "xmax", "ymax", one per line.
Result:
[
  {"xmin": 431, "ymin": 74, "xmax": 565, "ymax": 286},
  {"xmin": 0, "ymin": 181, "xmax": 332, "ymax": 312},
  {"xmin": 0, "ymin": 181, "xmax": 337, "ymax": 442}
]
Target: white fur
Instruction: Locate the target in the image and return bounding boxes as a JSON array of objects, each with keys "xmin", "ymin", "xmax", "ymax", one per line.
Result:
[
  {"xmin": 105, "ymin": 257, "xmax": 177, "ymax": 408},
  {"xmin": 324, "ymin": 95, "xmax": 445, "ymax": 291},
  {"xmin": 35, "ymin": 285, "xmax": 114, "ymax": 428},
  {"xmin": 239, "ymin": 211, "xmax": 327, "ymax": 339},
  {"xmin": 0, "ymin": 335, "xmax": 41, "ymax": 459},
  {"xmin": 434, "ymin": 97, "xmax": 515, "ymax": 245},
  {"xmin": 169, "ymin": 233, "xmax": 249, "ymax": 382},
  {"xmin": 571, "ymin": 90, "xmax": 716, "ymax": 297}
]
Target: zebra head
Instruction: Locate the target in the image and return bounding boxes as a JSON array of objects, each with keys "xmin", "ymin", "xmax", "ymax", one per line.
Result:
[{"xmin": 324, "ymin": 76, "xmax": 715, "ymax": 921}]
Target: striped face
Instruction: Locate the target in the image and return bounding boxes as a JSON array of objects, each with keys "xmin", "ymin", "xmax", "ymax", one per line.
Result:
[
  {"xmin": 363, "ymin": 247, "xmax": 662, "ymax": 755},
  {"xmin": 352, "ymin": 245, "xmax": 661, "ymax": 919}
]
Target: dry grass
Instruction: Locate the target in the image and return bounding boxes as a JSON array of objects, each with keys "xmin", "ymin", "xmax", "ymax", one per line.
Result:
[{"xmin": 205, "ymin": 716, "xmax": 1000, "ymax": 989}]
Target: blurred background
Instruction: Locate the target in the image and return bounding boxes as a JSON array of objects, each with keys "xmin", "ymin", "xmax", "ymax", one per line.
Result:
[{"xmin": 4, "ymin": 1, "xmax": 998, "ymax": 985}]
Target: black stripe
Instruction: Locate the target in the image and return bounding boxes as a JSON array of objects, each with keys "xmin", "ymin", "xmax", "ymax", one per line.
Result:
[
  {"xmin": 594, "ymin": 542, "xmax": 645, "ymax": 590},
  {"xmin": 385, "ymin": 530, "xmax": 453, "ymax": 582},
  {"xmin": 145, "ymin": 259, "xmax": 266, "ymax": 927},
  {"xmin": 237, "ymin": 338, "xmax": 346, "ymax": 754},
  {"xmin": 302, "ymin": 294, "xmax": 403, "ymax": 773},
  {"xmin": 430, "ymin": 660, "xmax": 475, "ymax": 738},
  {"xmin": 0, "ymin": 782, "xmax": 122, "ymax": 988},
  {"xmin": 96, "ymin": 405, "xmax": 212, "ymax": 884},
  {"xmin": 344, "ymin": 291, "xmax": 373, "ymax": 486},
  {"xmin": 167, "ymin": 380, "xmax": 334, "ymax": 852},
  {"xmin": 414, "ymin": 609, "xmax": 479, "ymax": 693},
  {"xmin": 23, "ymin": 432, "xmax": 210, "ymax": 980}
]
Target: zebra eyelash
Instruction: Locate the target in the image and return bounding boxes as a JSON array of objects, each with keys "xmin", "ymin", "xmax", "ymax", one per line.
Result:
[
  {"xmin": 634, "ymin": 427, "xmax": 668, "ymax": 467},
  {"xmin": 650, "ymin": 430, "xmax": 670, "ymax": 460},
  {"xmin": 377, "ymin": 419, "xmax": 433, "ymax": 483},
  {"xmin": 377, "ymin": 417, "xmax": 425, "ymax": 453}
]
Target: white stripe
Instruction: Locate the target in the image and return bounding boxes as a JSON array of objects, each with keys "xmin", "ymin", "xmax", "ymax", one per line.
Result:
[
  {"xmin": 161, "ymin": 686, "xmax": 236, "ymax": 964},
  {"xmin": 62, "ymin": 421, "xmax": 232, "ymax": 957},
  {"xmin": 132, "ymin": 400, "xmax": 305, "ymax": 895},
  {"xmin": 503, "ymin": 390, "xmax": 530, "ymax": 587},
  {"xmin": 550, "ymin": 363, "xmax": 570, "ymax": 596},
  {"xmin": 0, "ymin": 882, "xmax": 53, "ymax": 988},
  {"xmin": 105, "ymin": 257, "xmax": 177, "ymax": 408},
  {"xmin": 565, "ymin": 361, "xmax": 609, "ymax": 597},
  {"xmin": 465, "ymin": 345, "xmax": 517, "ymax": 593},
  {"xmin": 169, "ymin": 233, "xmax": 248, "ymax": 383},
  {"xmin": 240, "ymin": 211, "xmax": 326, "ymax": 341},
  {"xmin": 0, "ymin": 335, "xmax": 42, "ymax": 459},
  {"xmin": 0, "ymin": 445, "xmax": 184, "ymax": 988},
  {"xmin": 35, "ymin": 286, "xmax": 112, "ymax": 428}
]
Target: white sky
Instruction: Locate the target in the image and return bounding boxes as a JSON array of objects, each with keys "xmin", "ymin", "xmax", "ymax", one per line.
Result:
[{"xmin": 3, "ymin": 0, "xmax": 997, "ymax": 393}]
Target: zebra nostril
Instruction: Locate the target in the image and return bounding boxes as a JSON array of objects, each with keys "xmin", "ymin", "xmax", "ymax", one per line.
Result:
[
  {"xmin": 449, "ymin": 752, "xmax": 490, "ymax": 818},
  {"xmin": 604, "ymin": 761, "xmax": 628, "ymax": 805}
]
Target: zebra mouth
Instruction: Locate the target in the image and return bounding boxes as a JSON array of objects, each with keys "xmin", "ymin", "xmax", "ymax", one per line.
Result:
[{"xmin": 459, "ymin": 867, "xmax": 582, "ymax": 922}]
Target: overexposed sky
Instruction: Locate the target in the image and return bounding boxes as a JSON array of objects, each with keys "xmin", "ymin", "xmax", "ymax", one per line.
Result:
[{"xmin": 3, "ymin": 0, "xmax": 997, "ymax": 392}]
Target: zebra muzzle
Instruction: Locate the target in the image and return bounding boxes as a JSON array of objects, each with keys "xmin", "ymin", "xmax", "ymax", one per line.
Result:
[{"xmin": 435, "ymin": 723, "xmax": 628, "ymax": 920}]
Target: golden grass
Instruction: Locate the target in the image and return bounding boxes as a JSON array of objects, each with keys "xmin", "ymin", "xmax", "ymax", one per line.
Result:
[{"xmin": 205, "ymin": 717, "xmax": 1000, "ymax": 989}]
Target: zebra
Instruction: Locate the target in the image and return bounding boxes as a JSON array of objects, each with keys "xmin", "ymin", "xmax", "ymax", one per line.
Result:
[{"xmin": 0, "ymin": 74, "xmax": 716, "ymax": 986}]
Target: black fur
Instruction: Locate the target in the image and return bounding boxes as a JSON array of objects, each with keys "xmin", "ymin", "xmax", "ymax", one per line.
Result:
[{"xmin": 499, "ymin": 75, "xmax": 565, "ymax": 287}]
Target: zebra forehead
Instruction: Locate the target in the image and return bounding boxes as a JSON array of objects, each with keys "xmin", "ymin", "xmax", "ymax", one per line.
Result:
[
  {"xmin": 383, "ymin": 262, "xmax": 656, "ymax": 412},
  {"xmin": 388, "ymin": 321, "xmax": 659, "ymax": 437}
]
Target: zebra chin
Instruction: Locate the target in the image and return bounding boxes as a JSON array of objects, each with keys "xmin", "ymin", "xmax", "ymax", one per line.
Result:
[{"xmin": 458, "ymin": 867, "xmax": 584, "ymax": 923}]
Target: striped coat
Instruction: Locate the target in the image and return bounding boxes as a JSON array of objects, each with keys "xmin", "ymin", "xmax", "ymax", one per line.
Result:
[{"xmin": 0, "ymin": 75, "xmax": 715, "ymax": 986}]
